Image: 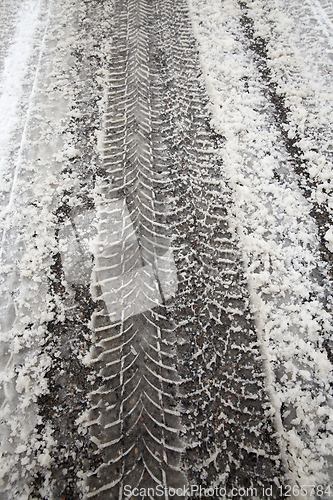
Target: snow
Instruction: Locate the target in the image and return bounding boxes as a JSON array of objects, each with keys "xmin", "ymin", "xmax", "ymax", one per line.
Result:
[
  {"xmin": 250, "ymin": 0, "xmax": 333, "ymax": 213},
  {"xmin": 0, "ymin": 0, "xmax": 86, "ymax": 497},
  {"xmin": 188, "ymin": 0, "xmax": 333, "ymax": 493},
  {"xmin": 88, "ymin": 195, "xmax": 178, "ymax": 323},
  {"xmin": 0, "ymin": 0, "xmax": 333, "ymax": 496},
  {"xmin": 325, "ymin": 228, "xmax": 333, "ymax": 252},
  {"xmin": 0, "ymin": 0, "xmax": 44, "ymax": 205}
]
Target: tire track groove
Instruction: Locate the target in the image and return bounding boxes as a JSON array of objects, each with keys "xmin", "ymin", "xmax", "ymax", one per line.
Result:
[
  {"xmin": 84, "ymin": 0, "xmax": 186, "ymax": 497},
  {"xmin": 152, "ymin": 0, "xmax": 286, "ymax": 494}
]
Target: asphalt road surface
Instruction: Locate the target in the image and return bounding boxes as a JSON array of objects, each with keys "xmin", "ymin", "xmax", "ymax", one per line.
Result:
[{"xmin": 0, "ymin": 0, "xmax": 333, "ymax": 499}]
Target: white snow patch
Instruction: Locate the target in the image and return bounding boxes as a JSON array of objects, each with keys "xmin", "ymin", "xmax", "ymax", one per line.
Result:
[
  {"xmin": 188, "ymin": 0, "xmax": 333, "ymax": 492},
  {"xmin": 0, "ymin": 0, "xmax": 87, "ymax": 497},
  {"xmin": 0, "ymin": 0, "xmax": 43, "ymax": 181}
]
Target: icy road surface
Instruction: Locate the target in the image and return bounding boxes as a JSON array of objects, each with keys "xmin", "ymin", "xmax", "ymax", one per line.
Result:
[{"xmin": 0, "ymin": 0, "xmax": 333, "ymax": 499}]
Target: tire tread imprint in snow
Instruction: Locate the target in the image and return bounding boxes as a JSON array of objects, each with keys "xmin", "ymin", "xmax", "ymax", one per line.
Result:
[
  {"xmin": 153, "ymin": 0, "xmax": 285, "ymax": 494},
  {"xmin": 85, "ymin": 0, "xmax": 285, "ymax": 497},
  {"xmin": 85, "ymin": 0, "xmax": 186, "ymax": 498}
]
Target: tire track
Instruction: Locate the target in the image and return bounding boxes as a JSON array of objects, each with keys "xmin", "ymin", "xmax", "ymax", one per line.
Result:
[
  {"xmin": 153, "ymin": 0, "xmax": 285, "ymax": 494},
  {"xmin": 83, "ymin": 0, "xmax": 187, "ymax": 497},
  {"xmin": 82, "ymin": 0, "xmax": 286, "ymax": 497}
]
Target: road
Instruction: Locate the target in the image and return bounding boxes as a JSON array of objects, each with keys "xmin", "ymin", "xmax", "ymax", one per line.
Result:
[{"xmin": 0, "ymin": 0, "xmax": 332, "ymax": 499}]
